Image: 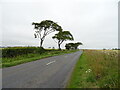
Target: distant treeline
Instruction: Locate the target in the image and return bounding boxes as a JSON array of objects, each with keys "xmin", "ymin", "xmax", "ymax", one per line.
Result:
[{"xmin": 103, "ymin": 48, "xmax": 120, "ymax": 50}]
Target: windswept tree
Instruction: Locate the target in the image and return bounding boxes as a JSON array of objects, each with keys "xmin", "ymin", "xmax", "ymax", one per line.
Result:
[
  {"xmin": 65, "ymin": 42, "xmax": 83, "ymax": 50},
  {"xmin": 74, "ymin": 42, "xmax": 83, "ymax": 49},
  {"xmin": 52, "ymin": 31, "xmax": 74, "ymax": 50},
  {"xmin": 32, "ymin": 20, "xmax": 62, "ymax": 47},
  {"xmin": 65, "ymin": 43, "xmax": 74, "ymax": 50}
]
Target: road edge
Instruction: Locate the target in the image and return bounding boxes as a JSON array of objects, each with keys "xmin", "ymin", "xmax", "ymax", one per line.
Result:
[{"xmin": 64, "ymin": 50, "xmax": 83, "ymax": 88}]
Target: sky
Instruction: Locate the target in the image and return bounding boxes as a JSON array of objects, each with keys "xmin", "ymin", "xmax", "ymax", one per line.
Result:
[{"xmin": 0, "ymin": 0, "xmax": 119, "ymax": 49}]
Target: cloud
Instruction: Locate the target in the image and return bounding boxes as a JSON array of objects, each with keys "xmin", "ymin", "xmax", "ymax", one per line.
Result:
[{"xmin": 1, "ymin": 0, "xmax": 118, "ymax": 49}]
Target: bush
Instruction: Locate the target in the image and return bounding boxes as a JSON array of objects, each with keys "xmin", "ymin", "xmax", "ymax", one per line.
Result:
[{"xmin": 2, "ymin": 47, "xmax": 45, "ymax": 58}]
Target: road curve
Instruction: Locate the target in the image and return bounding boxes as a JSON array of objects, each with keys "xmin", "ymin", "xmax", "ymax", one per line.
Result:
[{"xmin": 2, "ymin": 51, "xmax": 83, "ymax": 88}]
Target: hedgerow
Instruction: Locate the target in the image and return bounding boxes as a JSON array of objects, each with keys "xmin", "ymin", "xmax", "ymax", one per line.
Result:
[{"xmin": 2, "ymin": 47, "xmax": 45, "ymax": 58}]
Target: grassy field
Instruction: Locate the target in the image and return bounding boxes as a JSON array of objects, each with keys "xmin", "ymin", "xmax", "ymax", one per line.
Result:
[
  {"xmin": 2, "ymin": 49, "xmax": 78, "ymax": 68},
  {"xmin": 67, "ymin": 50, "xmax": 119, "ymax": 88}
]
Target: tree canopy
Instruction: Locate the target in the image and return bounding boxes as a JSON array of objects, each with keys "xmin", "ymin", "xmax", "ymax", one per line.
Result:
[
  {"xmin": 52, "ymin": 31, "xmax": 74, "ymax": 50},
  {"xmin": 32, "ymin": 20, "xmax": 62, "ymax": 47},
  {"xmin": 65, "ymin": 42, "xmax": 83, "ymax": 50}
]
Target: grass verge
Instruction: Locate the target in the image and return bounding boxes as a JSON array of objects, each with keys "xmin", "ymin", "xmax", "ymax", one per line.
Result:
[
  {"xmin": 2, "ymin": 50, "xmax": 78, "ymax": 68},
  {"xmin": 67, "ymin": 50, "xmax": 118, "ymax": 88}
]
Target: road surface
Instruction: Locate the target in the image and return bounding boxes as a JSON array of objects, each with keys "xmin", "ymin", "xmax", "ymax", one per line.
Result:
[{"xmin": 2, "ymin": 51, "xmax": 83, "ymax": 88}]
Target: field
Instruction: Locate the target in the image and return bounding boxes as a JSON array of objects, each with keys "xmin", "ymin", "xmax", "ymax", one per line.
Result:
[
  {"xmin": 2, "ymin": 47, "xmax": 78, "ymax": 68},
  {"xmin": 67, "ymin": 50, "xmax": 119, "ymax": 88}
]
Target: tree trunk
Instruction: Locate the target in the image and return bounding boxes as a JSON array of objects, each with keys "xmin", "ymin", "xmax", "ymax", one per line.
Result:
[
  {"xmin": 40, "ymin": 39, "xmax": 43, "ymax": 47},
  {"xmin": 58, "ymin": 43, "xmax": 61, "ymax": 50}
]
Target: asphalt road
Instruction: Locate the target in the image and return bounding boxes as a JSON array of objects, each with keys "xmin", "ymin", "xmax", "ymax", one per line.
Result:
[{"xmin": 2, "ymin": 51, "xmax": 83, "ymax": 88}]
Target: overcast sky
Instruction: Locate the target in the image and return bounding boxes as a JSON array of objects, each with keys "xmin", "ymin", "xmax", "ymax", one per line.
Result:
[{"xmin": 0, "ymin": 0, "xmax": 119, "ymax": 49}]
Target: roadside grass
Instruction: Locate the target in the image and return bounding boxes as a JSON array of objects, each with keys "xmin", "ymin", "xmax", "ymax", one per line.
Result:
[
  {"xmin": 2, "ymin": 50, "xmax": 78, "ymax": 68},
  {"xmin": 67, "ymin": 50, "xmax": 119, "ymax": 88}
]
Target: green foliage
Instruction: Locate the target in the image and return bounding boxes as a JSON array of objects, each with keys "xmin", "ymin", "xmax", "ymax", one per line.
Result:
[
  {"xmin": 2, "ymin": 47, "xmax": 45, "ymax": 58},
  {"xmin": 32, "ymin": 20, "xmax": 62, "ymax": 32},
  {"xmin": 52, "ymin": 31, "xmax": 74, "ymax": 41},
  {"xmin": 52, "ymin": 31, "xmax": 74, "ymax": 50},
  {"xmin": 65, "ymin": 42, "xmax": 83, "ymax": 50},
  {"xmin": 32, "ymin": 20, "xmax": 62, "ymax": 47},
  {"xmin": 86, "ymin": 73, "xmax": 96, "ymax": 83}
]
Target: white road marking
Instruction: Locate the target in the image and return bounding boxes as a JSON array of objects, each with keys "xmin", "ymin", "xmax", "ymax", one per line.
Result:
[
  {"xmin": 65, "ymin": 55, "xmax": 68, "ymax": 58},
  {"xmin": 46, "ymin": 60, "xmax": 56, "ymax": 65}
]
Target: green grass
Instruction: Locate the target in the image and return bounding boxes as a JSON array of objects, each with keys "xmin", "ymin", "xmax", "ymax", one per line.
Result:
[
  {"xmin": 2, "ymin": 50, "xmax": 78, "ymax": 68},
  {"xmin": 67, "ymin": 50, "xmax": 119, "ymax": 88}
]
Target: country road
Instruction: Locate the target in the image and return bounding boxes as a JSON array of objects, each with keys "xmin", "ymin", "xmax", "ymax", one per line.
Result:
[{"xmin": 2, "ymin": 51, "xmax": 83, "ymax": 88}]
